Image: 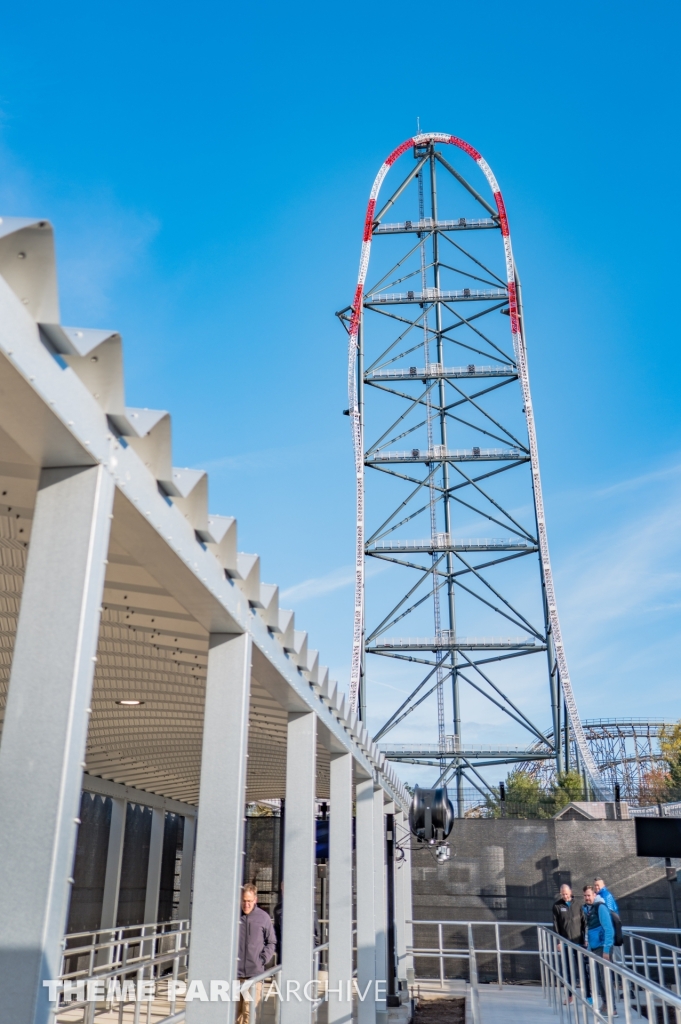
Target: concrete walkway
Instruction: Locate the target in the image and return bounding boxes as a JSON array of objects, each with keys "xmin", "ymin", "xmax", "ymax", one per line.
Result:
[
  {"xmin": 476, "ymin": 986, "xmax": 554, "ymax": 1024},
  {"xmin": 476, "ymin": 985, "xmax": 650, "ymax": 1024}
]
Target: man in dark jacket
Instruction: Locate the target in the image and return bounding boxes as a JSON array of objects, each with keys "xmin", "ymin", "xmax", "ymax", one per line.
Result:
[
  {"xmin": 237, "ymin": 884, "xmax": 277, "ymax": 1024},
  {"xmin": 553, "ymin": 884, "xmax": 583, "ymax": 997},
  {"xmin": 553, "ymin": 884, "xmax": 584, "ymax": 943}
]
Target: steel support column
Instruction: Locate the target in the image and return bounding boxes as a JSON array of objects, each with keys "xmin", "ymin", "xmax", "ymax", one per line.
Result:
[
  {"xmin": 186, "ymin": 632, "xmax": 252, "ymax": 1024},
  {"xmin": 401, "ymin": 835, "xmax": 414, "ymax": 984},
  {"xmin": 0, "ymin": 464, "xmax": 114, "ymax": 1024},
  {"xmin": 373, "ymin": 789, "xmax": 387, "ymax": 1024},
  {"xmin": 393, "ymin": 812, "xmax": 407, "ymax": 985},
  {"xmin": 177, "ymin": 813, "xmax": 196, "ymax": 923},
  {"xmin": 356, "ymin": 778, "xmax": 377, "ymax": 1024},
  {"xmin": 97, "ymin": 797, "xmax": 127, "ymax": 966},
  {"xmin": 281, "ymin": 711, "xmax": 317, "ymax": 1024},
  {"xmin": 144, "ymin": 807, "xmax": 166, "ymax": 932},
  {"xmin": 385, "ymin": 812, "xmax": 397, "ymax": 1006},
  {"xmin": 328, "ymin": 753, "xmax": 353, "ymax": 1024},
  {"xmin": 100, "ymin": 797, "xmax": 126, "ymax": 932}
]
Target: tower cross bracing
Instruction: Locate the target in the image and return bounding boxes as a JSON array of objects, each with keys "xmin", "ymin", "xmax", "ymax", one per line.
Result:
[{"xmin": 338, "ymin": 132, "xmax": 602, "ymax": 809}]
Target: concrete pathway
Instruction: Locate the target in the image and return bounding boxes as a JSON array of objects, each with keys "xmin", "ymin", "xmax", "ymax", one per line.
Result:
[
  {"xmin": 476, "ymin": 985, "xmax": 651, "ymax": 1024},
  {"xmin": 476, "ymin": 986, "xmax": 554, "ymax": 1024}
]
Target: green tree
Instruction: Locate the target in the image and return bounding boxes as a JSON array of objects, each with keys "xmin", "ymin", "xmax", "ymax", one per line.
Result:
[
  {"xmin": 485, "ymin": 769, "xmax": 554, "ymax": 818},
  {"xmin": 552, "ymin": 771, "xmax": 585, "ymax": 810},
  {"xmin": 660, "ymin": 722, "xmax": 681, "ymax": 796}
]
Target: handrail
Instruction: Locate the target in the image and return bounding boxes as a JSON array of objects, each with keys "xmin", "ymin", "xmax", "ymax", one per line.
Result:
[
  {"xmin": 538, "ymin": 923, "xmax": 681, "ymax": 1023},
  {"xmin": 407, "ymin": 919, "xmax": 549, "ymax": 993},
  {"xmin": 55, "ymin": 919, "xmax": 332, "ymax": 1024},
  {"xmin": 54, "ymin": 919, "xmax": 190, "ymax": 1023}
]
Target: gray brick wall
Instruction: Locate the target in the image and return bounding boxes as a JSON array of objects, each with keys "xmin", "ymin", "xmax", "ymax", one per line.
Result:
[
  {"xmin": 410, "ymin": 818, "xmax": 680, "ymax": 983},
  {"xmin": 412, "ymin": 818, "xmax": 679, "ymax": 926}
]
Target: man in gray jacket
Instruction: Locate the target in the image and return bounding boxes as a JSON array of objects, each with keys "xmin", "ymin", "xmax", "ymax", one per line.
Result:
[{"xmin": 237, "ymin": 884, "xmax": 277, "ymax": 1024}]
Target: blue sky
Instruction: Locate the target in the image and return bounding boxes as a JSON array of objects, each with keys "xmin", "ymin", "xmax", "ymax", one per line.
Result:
[{"xmin": 1, "ymin": 0, "xmax": 679, "ymax": 783}]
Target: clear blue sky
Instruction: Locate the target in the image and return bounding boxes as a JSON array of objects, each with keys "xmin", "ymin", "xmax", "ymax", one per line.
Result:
[{"xmin": 1, "ymin": 0, "xmax": 679, "ymax": 781}]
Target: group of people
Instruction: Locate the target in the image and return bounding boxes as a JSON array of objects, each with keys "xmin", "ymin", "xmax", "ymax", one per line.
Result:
[{"xmin": 552, "ymin": 877, "xmax": 621, "ymax": 1015}]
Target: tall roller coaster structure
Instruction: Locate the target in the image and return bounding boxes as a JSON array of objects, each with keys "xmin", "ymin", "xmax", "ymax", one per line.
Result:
[
  {"xmin": 521, "ymin": 719, "xmax": 670, "ymax": 800},
  {"xmin": 337, "ymin": 132, "xmax": 605, "ymax": 812}
]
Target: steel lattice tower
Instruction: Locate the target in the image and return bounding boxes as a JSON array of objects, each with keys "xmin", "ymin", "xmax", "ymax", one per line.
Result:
[{"xmin": 337, "ymin": 132, "xmax": 603, "ymax": 812}]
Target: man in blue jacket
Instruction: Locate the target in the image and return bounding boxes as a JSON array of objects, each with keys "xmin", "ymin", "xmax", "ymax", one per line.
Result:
[
  {"xmin": 594, "ymin": 878, "xmax": 619, "ymax": 914},
  {"xmin": 583, "ymin": 885, "xmax": 616, "ymax": 1014}
]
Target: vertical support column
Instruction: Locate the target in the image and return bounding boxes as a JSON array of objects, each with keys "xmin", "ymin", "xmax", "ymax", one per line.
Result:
[
  {"xmin": 328, "ymin": 753, "xmax": 353, "ymax": 1024},
  {"xmin": 393, "ymin": 812, "xmax": 407, "ymax": 986},
  {"xmin": 373, "ymin": 790, "xmax": 387, "ymax": 1024},
  {"xmin": 385, "ymin": 812, "xmax": 397, "ymax": 1006},
  {"xmin": 0, "ymin": 465, "xmax": 114, "ymax": 1024},
  {"xmin": 402, "ymin": 838, "xmax": 414, "ymax": 984},
  {"xmin": 564, "ymin": 700, "xmax": 570, "ymax": 773},
  {"xmin": 143, "ymin": 808, "xmax": 166, "ymax": 933},
  {"xmin": 355, "ymin": 778, "xmax": 376, "ymax": 1024},
  {"xmin": 177, "ymin": 814, "xmax": 196, "ymax": 923},
  {"xmin": 186, "ymin": 632, "xmax": 252, "ymax": 1024},
  {"xmin": 280, "ymin": 712, "xmax": 317, "ymax": 1024},
  {"xmin": 97, "ymin": 797, "xmax": 127, "ymax": 967},
  {"xmin": 100, "ymin": 798, "xmax": 127, "ymax": 933}
]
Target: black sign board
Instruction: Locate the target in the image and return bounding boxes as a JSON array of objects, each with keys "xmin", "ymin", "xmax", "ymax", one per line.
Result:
[{"xmin": 635, "ymin": 816, "xmax": 681, "ymax": 858}]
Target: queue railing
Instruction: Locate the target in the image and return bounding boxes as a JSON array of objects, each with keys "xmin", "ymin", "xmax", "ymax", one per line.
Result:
[{"xmin": 538, "ymin": 924, "xmax": 681, "ymax": 1024}]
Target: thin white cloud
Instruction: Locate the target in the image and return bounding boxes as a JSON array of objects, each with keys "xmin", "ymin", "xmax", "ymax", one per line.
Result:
[
  {"xmin": 58, "ymin": 199, "xmax": 160, "ymax": 321},
  {"xmin": 281, "ymin": 561, "xmax": 386, "ymax": 604},
  {"xmin": 559, "ymin": 491, "xmax": 681, "ymax": 635},
  {"xmin": 0, "ymin": 141, "xmax": 160, "ymax": 323},
  {"xmin": 199, "ymin": 444, "xmax": 308, "ymax": 474},
  {"xmin": 280, "ymin": 566, "xmax": 356, "ymax": 603},
  {"xmin": 594, "ymin": 461, "xmax": 681, "ymax": 498}
]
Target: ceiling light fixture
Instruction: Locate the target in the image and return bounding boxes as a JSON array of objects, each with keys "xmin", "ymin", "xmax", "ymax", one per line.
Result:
[{"xmin": 115, "ymin": 699, "xmax": 145, "ymax": 706}]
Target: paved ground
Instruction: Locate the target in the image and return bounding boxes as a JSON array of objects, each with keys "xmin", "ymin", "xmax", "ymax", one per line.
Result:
[
  {"xmin": 476, "ymin": 986, "xmax": 555, "ymax": 1024},
  {"xmin": 411, "ymin": 980, "xmax": 557, "ymax": 1024}
]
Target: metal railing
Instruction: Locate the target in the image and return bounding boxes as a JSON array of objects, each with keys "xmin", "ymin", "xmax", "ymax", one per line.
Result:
[
  {"xmin": 384, "ymin": 741, "xmax": 536, "ymax": 756},
  {"xmin": 366, "ymin": 364, "xmax": 513, "ymax": 378},
  {"xmin": 372, "ymin": 635, "xmax": 539, "ymax": 649},
  {"xmin": 627, "ymin": 801, "xmax": 681, "ymax": 817},
  {"xmin": 410, "ymin": 920, "xmax": 681, "ymax": 1024},
  {"xmin": 366, "ymin": 288, "xmax": 507, "ymax": 303},
  {"xmin": 56, "ymin": 919, "xmax": 190, "ymax": 1023},
  {"xmin": 373, "ymin": 217, "xmax": 497, "ymax": 233},
  {"xmin": 369, "ymin": 447, "xmax": 522, "ymax": 461},
  {"xmin": 370, "ymin": 537, "xmax": 531, "ymax": 551},
  {"xmin": 538, "ymin": 924, "xmax": 681, "ymax": 1024},
  {"xmin": 622, "ymin": 927, "xmax": 681, "ymax": 990},
  {"xmin": 54, "ymin": 921, "xmax": 332, "ymax": 1024},
  {"xmin": 408, "ymin": 919, "xmax": 547, "ymax": 988}
]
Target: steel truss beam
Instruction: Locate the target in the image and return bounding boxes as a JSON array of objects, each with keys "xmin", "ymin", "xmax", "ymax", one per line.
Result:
[{"xmin": 340, "ymin": 132, "xmax": 602, "ymax": 812}]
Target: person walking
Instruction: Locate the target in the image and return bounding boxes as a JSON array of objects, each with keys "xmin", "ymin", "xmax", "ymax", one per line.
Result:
[
  {"xmin": 553, "ymin": 884, "xmax": 584, "ymax": 999},
  {"xmin": 237, "ymin": 884, "xmax": 277, "ymax": 1024},
  {"xmin": 583, "ymin": 885, "xmax": 617, "ymax": 1016},
  {"xmin": 594, "ymin": 877, "xmax": 623, "ymax": 967},
  {"xmin": 594, "ymin": 878, "xmax": 619, "ymax": 914}
]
